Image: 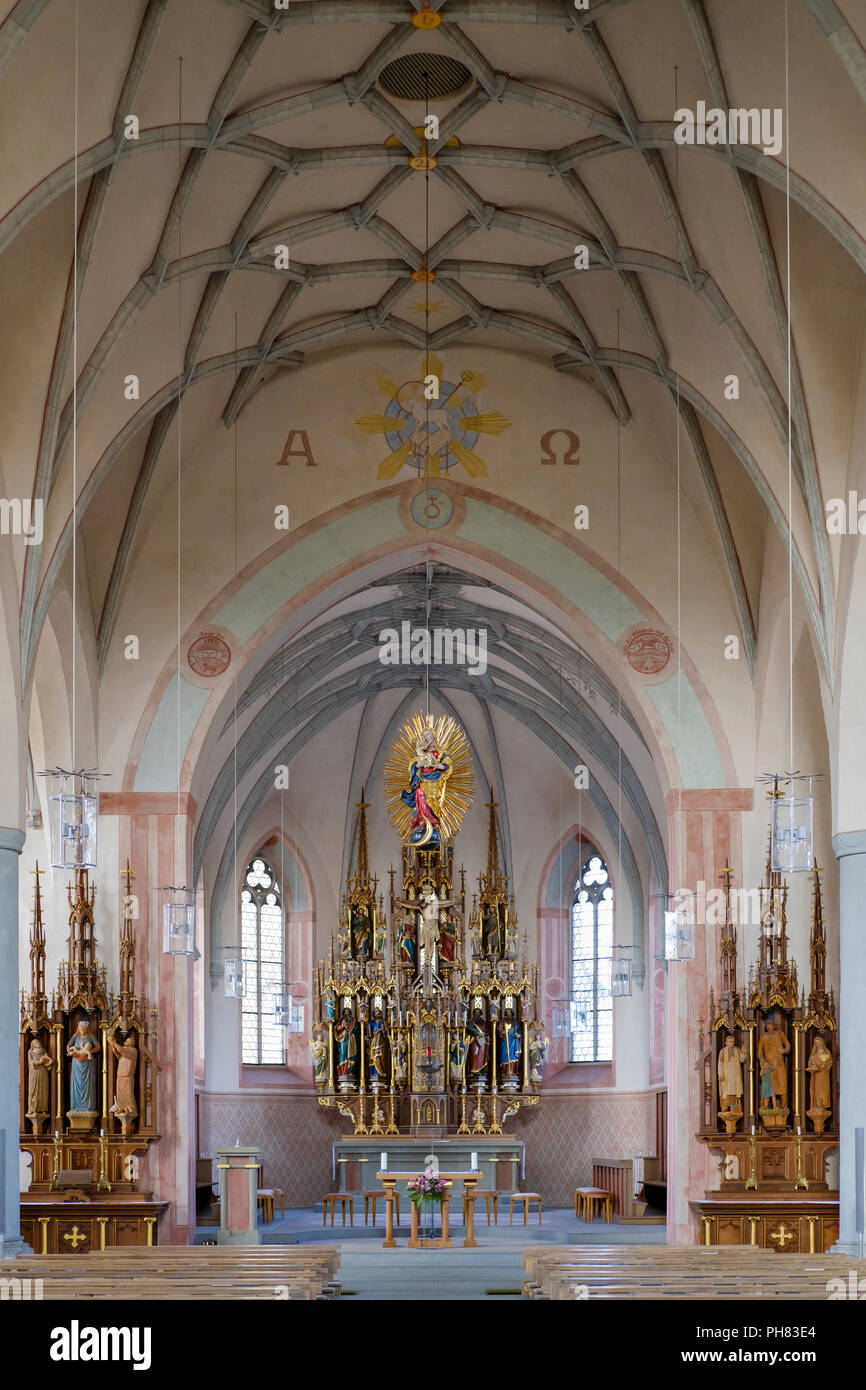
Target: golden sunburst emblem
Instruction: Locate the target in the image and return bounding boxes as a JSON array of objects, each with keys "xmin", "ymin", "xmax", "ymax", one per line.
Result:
[
  {"xmin": 384, "ymin": 712, "xmax": 474, "ymax": 846},
  {"xmin": 356, "ymin": 355, "xmax": 511, "ymax": 479}
]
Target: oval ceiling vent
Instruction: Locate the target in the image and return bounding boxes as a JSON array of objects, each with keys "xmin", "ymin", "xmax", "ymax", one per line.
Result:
[{"xmin": 378, "ymin": 52, "xmax": 472, "ymax": 101}]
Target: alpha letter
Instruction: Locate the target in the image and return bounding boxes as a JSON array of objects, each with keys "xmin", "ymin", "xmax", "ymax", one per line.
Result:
[
  {"xmin": 724, "ymin": 374, "xmax": 739, "ymax": 400},
  {"xmin": 573, "ymin": 764, "xmax": 589, "ymax": 789},
  {"xmin": 274, "ymin": 504, "xmax": 290, "ymax": 530},
  {"xmin": 123, "ymin": 114, "xmax": 139, "ymax": 140},
  {"xmin": 573, "ymin": 504, "xmax": 589, "ymax": 530},
  {"xmin": 423, "ymin": 374, "xmax": 440, "ymax": 401},
  {"xmin": 275, "ymin": 430, "xmax": 318, "ymax": 466},
  {"xmin": 123, "ymin": 634, "xmax": 139, "ymax": 660},
  {"xmin": 724, "ymin": 634, "xmax": 739, "ymax": 660},
  {"xmin": 573, "ymin": 244, "xmax": 589, "ymax": 270},
  {"xmin": 124, "ymin": 374, "xmax": 140, "ymax": 400},
  {"xmin": 274, "ymin": 244, "xmax": 290, "ymax": 270},
  {"xmin": 274, "ymin": 764, "xmax": 290, "ymax": 790},
  {"xmin": 423, "ymin": 114, "xmax": 439, "ymax": 141}
]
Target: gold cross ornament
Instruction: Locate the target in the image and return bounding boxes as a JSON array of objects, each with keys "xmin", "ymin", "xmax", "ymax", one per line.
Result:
[{"xmin": 62, "ymin": 1225, "xmax": 88, "ymax": 1251}]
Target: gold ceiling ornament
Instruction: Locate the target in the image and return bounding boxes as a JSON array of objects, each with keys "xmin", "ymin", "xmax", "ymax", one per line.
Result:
[
  {"xmin": 384, "ymin": 712, "xmax": 474, "ymax": 846},
  {"xmin": 412, "ymin": 265, "xmax": 436, "ymax": 282},
  {"xmin": 411, "ymin": 2, "xmax": 442, "ymax": 27}
]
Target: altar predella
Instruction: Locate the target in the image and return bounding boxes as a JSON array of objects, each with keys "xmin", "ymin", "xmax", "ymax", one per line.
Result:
[{"xmin": 313, "ymin": 713, "xmax": 547, "ymax": 1135}]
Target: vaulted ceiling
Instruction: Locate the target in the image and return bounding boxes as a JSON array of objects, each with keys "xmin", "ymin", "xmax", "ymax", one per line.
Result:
[{"xmin": 3, "ymin": 0, "xmax": 865, "ymax": 698}]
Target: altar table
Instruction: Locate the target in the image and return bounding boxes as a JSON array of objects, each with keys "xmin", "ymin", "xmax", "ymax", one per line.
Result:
[{"xmin": 376, "ymin": 1171, "xmax": 481, "ymax": 1249}]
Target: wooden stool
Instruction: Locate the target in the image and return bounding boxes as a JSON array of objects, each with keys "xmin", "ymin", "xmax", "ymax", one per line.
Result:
[
  {"xmin": 363, "ymin": 1190, "xmax": 401, "ymax": 1227},
  {"xmin": 257, "ymin": 1189, "xmax": 275, "ymax": 1224},
  {"xmin": 581, "ymin": 1187, "xmax": 613, "ymax": 1223},
  {"xmin": 509, "ymin": 1192, "xmax": 542, "ymax": 1226},
  {"xmin": 272, "ymin": 1189, "xmax": 285, "ymax": 1218},
  {"xmin": 463, "ymin": 1189, "xmax": 499, "ymax": 1226},
  {"xmin": 321, "ymin": 1193, "xmax": 354, "ymax": 1227}
]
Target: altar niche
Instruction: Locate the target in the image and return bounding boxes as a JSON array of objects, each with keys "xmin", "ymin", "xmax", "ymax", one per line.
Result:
[
  {"xmin": 692, "ymin": 855, "xmax": 839, "ymax": 1253},
  {"xmin": 314, "ymin": 775, "xmax": 545, "ymax": 1138},
  {"xmin": 19, "ymin": 863, "xmax": 162, "ymax": 1247}
]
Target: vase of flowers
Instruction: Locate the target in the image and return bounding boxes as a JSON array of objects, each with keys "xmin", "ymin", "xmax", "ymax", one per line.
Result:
[{"xmin": 408, "ymin": 1169, "xmax": 448, "ymax": 1241}]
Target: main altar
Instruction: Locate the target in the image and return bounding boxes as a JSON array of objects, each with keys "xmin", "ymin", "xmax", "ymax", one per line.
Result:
[
  {"xmin": 311, "ymin": 714, "xmax": 546, "ymax": 1170},
  {"xmin": 690, "ymin": 849, "xmax": 839, "ymax": 1252}
]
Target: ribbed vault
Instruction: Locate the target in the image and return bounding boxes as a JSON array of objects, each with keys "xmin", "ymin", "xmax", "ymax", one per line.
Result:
[{"xmin": 3, "ymin": 0, "xmax": 863, "ymax": 698}]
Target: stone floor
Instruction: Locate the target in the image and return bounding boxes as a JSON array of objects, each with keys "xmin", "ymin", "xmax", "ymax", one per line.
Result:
[{"xmin": 195, "ymin": 1206, "xmax": 665, "ymax": 1300}]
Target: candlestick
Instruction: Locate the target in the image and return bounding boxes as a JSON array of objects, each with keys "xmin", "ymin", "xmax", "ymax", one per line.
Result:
[{"xmin": 471, "ymin": 1151, "xmax": 478, "ymax": 1171}]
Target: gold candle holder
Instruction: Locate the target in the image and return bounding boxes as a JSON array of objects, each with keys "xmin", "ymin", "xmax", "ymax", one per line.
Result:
[
  {"xmin": 49, "ymin": 1133, "xmax": 61, "ymax": 1192},
  {"xmin": 97, "ymin": 1132, "xmax": 112, "ymax": 1192},
  {"xmin": 457, "ymin": 1086, "xmax": 470, "ymax": 1136},
  {"xmin": 794, "ymin": 1132, "xmax": 809, "ymax": 1190},
  {"xmin": 488, "ymin": 1088, "xmax": 502, "ymax": 1136},
  {"xmin": 745, "ymin": 1131, "xmax": 759, "ymax": 1190},
  {"xmin": 386, "ymin": 1088, "xmax": 399, "ymax": 1135}
]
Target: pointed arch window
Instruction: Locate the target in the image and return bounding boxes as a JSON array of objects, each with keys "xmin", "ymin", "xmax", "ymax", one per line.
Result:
[
  {"xmin": 241, "ymin": 857, "xmax": 285, "ymax": 1065},
  {"xmin": 571, "ymin": 853, "xmax": 613, "ymax": 1062}
]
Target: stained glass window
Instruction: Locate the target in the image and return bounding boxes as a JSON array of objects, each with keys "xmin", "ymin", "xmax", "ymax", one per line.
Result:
[
  {"xmin": 241, "ymin": 857, "xmax": 286, "ymax": 1065},
  {"xmin": 571, "ymin": 853, "xmax": 613, "ymax": 1062}
]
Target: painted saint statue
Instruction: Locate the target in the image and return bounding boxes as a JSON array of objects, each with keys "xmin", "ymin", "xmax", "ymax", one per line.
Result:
[
  {"xmin": 717, "ymin": 1034, "xmax": 747, "ymax": 1114},
  {"xmin": 367, "ymin": 1009, "xmax": 391, "ymax": 1086},
  {"xmin": 26, "ymin": 1038, "xmax": 53, "ymax": 1119},
  {"xmin": 807, "ymin": 1035, "xmax": 833, "ymax": 1112},
  {"xmin": 400, "ymin": 727, "xmax": 451, "ymax": 846},
  {"xmin": 398, "ymin": 910, "xmax": 417, "ymax": 967},
  {"xmin": 497, "ymin": 1010, "xmax": 522, "ymax": 1082},
  {"xmin": 66, "ymin": 1019, "xmax": 100, "ymax": 1114},
  {"xmin": 109, "ymin": 1032, "xmax": 139, "ymax": 1119},
  {"xmin": 466, "ymin": 1010, "xmax": 489, "ymax": 1087},
  {"xmin": 334, "ymin": 1010, "xmax": 359, "ymax": 1086}
]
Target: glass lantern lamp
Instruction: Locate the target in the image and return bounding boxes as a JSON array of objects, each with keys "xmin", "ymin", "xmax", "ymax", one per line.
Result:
[
  {"xmin": 162, "ymin": 886, "xmax": 195, "ymax": 955},
  {"xmin": 611, "ymin": 945, "xmax": 633, "ymax": 997},
  {"xmin": 771, "ymin": 793, "xmax": 813, "ymax": 874},
  {"xmin": 46, "ymin": 770, "xmax": 98, "ymax": 870},
  {"xmin": 224, "ymin": 947, "xmax": 245, "ymax": 998}
]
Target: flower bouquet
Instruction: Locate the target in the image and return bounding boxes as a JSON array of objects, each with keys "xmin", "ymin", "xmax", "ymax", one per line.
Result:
[{"xmin": 407, "ymin": 1170, "xmax": 448, "ymax": 1206}]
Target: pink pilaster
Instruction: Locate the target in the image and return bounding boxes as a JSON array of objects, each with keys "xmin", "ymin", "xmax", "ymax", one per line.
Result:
[{"xmin": 665, "ymin": 788, "xmax": 751, "ymax": 1244}]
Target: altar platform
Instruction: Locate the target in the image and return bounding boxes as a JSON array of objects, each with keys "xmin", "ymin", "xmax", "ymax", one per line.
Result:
[{"xmin": 332, "ymin": 1136, "xmax": 524, "ymax": 1202}]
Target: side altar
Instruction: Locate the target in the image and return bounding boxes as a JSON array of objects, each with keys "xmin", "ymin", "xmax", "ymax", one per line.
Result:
[
  {"xmin": 312, "ymin": 714, "xmax": 547, "ymax": 1144},
  {"xmin": 690, "ymin": 847, "xmax": 839, "ymax": 1253},
  {"xmin": 18, "ymin": 862, "xmax": 165, "ymax": 1251}
]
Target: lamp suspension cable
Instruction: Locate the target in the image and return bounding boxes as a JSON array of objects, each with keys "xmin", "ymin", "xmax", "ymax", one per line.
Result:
[
  {"xmin": 673, "ymin": 65, "xmax": 684, "ymax": 913},
  {"xmin": 233, "ymin": 310, "xmax": 240, "ymax": 955},
  {"xmin": 175, "ymin": 54, "xmax": 183, "ymax": 895},
  {"xmin": 71, "ymin": 0, "xmax": 80, "ymax": 775},
  {"xmin": 785, "ymin": 0, "xmax": 794, "ymax": 783}
]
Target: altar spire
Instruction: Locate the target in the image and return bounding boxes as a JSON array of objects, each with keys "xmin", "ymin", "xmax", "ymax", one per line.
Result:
[
  {"xmin": 29, "ymin": 861, "xmax": 46, "ymax": 1006},
  {"xmin": 355, "ymin": 788, "xmax": 370, "ymax": 884},
  {"xmin": 485, "ymin": 788, "xmax": 500, "ymax": 880}
]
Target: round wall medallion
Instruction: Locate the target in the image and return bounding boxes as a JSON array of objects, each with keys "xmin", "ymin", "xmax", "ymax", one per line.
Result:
[
  {"xmin": 410, "ymin": 486, "xmax": 454, "ymax": 528},
  {"xmin": 187, "ymin": 631, "xmax": 231, "ymax": 678},
  {"xmin": 624, "ymin": 628, "xmax": 672, "ymax": 676}
]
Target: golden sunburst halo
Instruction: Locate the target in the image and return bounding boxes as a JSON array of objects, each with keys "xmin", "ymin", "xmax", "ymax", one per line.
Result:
[{"xmin": 384, "ymin": 712, "xmax": 474, "ymax": 845}]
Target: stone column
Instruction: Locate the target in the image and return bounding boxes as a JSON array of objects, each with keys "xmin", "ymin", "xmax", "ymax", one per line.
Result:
[
  {"xmin": 0, "ymin": 827, "xmax": 26, "ymax": 1254},
  {"xmin": 832, "ymin": 831, "xmax": 866, "ymax": 1256}
]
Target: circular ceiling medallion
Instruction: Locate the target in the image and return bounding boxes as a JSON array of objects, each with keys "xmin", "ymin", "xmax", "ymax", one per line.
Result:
[
  {"xmin": 188, "ymin": 631, "xmax": 231, "ymax": 679},
  {"xmin": 624, "ymin": 628, "xmax": 672, "ymax": 677},
  {"xmin": 410, "ymin": 485, "xmax": 454, "ymax": 529},
  {"xmin": 379, "ymin": 52, "xmax": 471, "ymax": 101}
]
